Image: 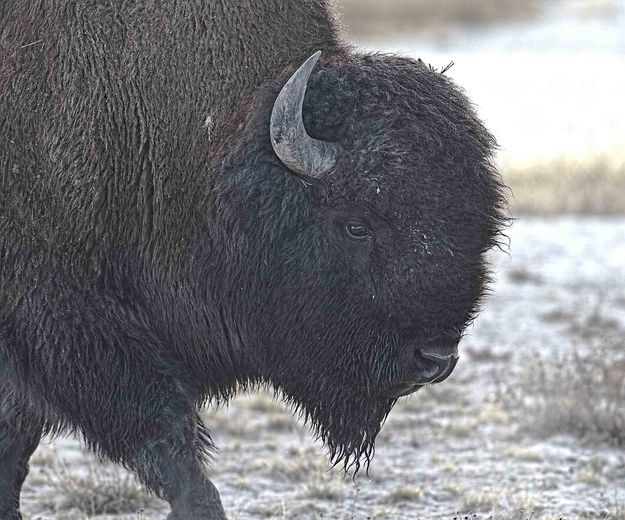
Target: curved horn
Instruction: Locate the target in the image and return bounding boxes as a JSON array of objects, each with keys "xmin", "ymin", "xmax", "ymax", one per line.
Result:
[{"xmin": 270, "ymin": 51, "xmax": 339, "ymax": 179}]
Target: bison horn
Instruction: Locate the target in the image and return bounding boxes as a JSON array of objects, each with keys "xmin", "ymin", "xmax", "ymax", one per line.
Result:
[{"xmin": 270, "ymin": 51, "xmax": 339, "ymax": 179}]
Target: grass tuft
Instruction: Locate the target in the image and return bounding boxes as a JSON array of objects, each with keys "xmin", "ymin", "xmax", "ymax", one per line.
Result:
[
  {"xmin": 387, "ymin": 484, "xmax": 423, "ymax": 503},
  {"xmin": 461, "ymin": 488, "xmax": 502, "ymax": 512},
  {"xmin": 39, "ymin": 459, "xmax": 158, "ymax": 516},
  {"xmin": 507, "ymin": 303, "xmax": 625, "ymax": 446},
  {"xmin": 505, "ymin": 159, "xmax": 625, "ymax": 215}
]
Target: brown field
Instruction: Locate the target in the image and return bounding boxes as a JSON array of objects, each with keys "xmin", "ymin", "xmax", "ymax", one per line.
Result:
[{"xmin": 504, "ymin": 160, "xmax": 625, "ymax": 216}]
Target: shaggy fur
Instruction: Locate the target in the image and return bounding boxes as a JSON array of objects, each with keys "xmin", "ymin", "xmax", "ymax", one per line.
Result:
[{"xmin": 0, "ymin": 1, "xmax": 507, "ymax": 518}]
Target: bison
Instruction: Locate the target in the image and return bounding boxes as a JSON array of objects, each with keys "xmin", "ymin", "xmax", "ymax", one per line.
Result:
[{"xmin": 0, "ymin": 0, "xmax": 507, "ymax": 518}]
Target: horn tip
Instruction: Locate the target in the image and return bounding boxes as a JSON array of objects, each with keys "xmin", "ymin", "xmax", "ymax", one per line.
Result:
[{"xmin": 306, "ymin": 50, "xmax": 322, "ymax": 68}]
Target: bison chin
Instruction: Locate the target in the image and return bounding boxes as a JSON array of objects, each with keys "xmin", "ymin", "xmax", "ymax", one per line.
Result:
[{"xmin": 275, "ymin": 377, "xmax": 396, "ymax": 474}]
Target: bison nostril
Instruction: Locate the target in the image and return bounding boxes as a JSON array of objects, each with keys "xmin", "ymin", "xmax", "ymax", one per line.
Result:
[
  {"xmin": 413, "ymin": 349, "xmax": 442, "ymax": 380},
  {"xmin": 413, "ymin": 348, "xmax": 430, "ymax": 365},
  {"xmin": 411, "ymin": 346, "xmax": 459, "ymax": 385}
]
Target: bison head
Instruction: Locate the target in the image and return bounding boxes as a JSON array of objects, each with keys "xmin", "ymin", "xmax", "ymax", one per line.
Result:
[{"xmin": 212, "ymin": 51, "xmax": 507, "ymax": 471}]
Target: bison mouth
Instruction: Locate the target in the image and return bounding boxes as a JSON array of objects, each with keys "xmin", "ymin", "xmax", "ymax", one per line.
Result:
[
  {"xmin": 383, "ymin": 381, "xmax": 423, "ymax": 399},
  {"xmin": 382, "ymin": 353, "xmax": 458, "ymax": 398}
]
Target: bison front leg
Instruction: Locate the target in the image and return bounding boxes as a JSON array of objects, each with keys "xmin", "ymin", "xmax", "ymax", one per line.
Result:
[
  {"xmin": 126, "ymin": 411, "xmax": 226, "ymax": 520},
  {"xmin": 0, "ymin": 407, "xmax": 42, "ymax": 520}
]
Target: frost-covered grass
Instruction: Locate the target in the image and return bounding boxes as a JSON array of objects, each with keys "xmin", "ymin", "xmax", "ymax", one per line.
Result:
[
  {"xmin": 35, "ymin": 459, "xmax": 158, "ymax": 517},
  {"xmin": 508, "ymin": 302, "xmax": 625, "ymax": 446}
]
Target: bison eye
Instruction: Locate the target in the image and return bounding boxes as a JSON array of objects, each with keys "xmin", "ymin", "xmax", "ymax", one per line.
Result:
[{"xmin": 345, "ymin": 222, "xmax": 371, "ymax": 240}]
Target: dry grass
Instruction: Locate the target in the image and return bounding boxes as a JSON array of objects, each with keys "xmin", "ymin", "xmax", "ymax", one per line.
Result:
[
  {"xmin": 577, "ymin": 459, "xmax": 604, "ymax": 485},
  {"xmin": 338, "ymin": 0, "xmax": 623, "ymax": 39},
  {"xmin": 461, "ymin": 488, "xmax": 502, "ymax": 512},
  {"xmin": 244, "ymin": 501, "xmax": 288, "ymax": 518},
  {"xmin": 38, "ymin": 459, "xmax": 157, "ymax": 516},
  {"xmin": 337, "ymin": 0, "xmax": 543, "ymax": 39},
  {"xmin": 504, "ymin": 160, "xmax": 625, "ymax": 216},
  {"xmin": 387, "ymin": 484, "xmax": 423, "ymax": 503},
  {"xmin": 508, "ymin": 303, "xmax": 625, "ymax": 446},
  {"xmin": 605, "ymin": 503, "xmax": 625, "ymax": 520},
  {"xmin": 510, "ymin": 493, "xmax": 545, "ymax": 515},
  {"xmin": 517, "ymin": 350, "xmax": 625, "ymax": 444}
]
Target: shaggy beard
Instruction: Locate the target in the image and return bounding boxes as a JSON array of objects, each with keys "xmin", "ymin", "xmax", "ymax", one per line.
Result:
[{"xmin": 279, "ymin": 378, "xmax": 397, "ymax": 475}]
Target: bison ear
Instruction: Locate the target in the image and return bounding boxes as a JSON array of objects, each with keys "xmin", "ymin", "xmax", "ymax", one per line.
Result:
[{"xmin": 270, "ymin": 51, "xmax": 340, "ymax": 180}]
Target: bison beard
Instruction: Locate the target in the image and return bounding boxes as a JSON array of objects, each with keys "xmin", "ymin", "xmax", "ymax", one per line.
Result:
[
  {"xmin": 263, "ymin": 310, "xmax": 400, "ymax": 473},
  {"xmin": 280, "ymin": 380, "xmax": 395, "ymax": 474}
]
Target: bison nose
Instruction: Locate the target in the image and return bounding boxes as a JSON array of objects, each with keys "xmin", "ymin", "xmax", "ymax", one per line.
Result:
[
  {"xmin": 412, "ymin": 347, "xmax": 458, "ymax": 384},
  {"xmin": 385, "ymin": 338, "xmax": 460, "ymax": 398},
  {"xmin": 404, "ymin": 338, "xmax": 459, "ymax": 385}
]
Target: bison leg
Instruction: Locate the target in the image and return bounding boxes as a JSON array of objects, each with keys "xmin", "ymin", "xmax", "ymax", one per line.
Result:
[
  {"xmin": 125, "ymin": 412, "xmax": 226, "ymax": 520},
  {"xmin": 0, "ymin": 407, "xmax": 42, "ymax": 520}
]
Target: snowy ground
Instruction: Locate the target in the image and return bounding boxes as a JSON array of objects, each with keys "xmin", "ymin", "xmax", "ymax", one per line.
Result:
[{"xmin": 20, "ymin": 216, "xmax": 625, "ymax": 519}]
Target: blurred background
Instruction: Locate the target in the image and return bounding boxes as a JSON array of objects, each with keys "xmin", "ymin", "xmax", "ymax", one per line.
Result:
[{"xmin": 341, "ymin": 0, "xmax": 625, "ymax": 215}]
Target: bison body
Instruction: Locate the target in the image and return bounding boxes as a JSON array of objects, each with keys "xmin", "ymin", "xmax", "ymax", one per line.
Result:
[{"xmin": 0, "ymin": 1, "xmax": 506, "ymax": 518}]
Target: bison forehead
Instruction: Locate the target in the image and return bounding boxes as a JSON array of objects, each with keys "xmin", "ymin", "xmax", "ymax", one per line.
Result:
[{"xmin": 302, "ymin": 57, "xmax": 497, "ymax": 227}]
